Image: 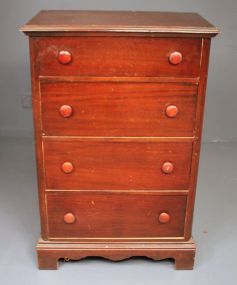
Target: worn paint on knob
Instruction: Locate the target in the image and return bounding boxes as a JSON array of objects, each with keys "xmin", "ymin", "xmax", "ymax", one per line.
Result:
[
  {"xmin": 166, "ymin": 105, "xmax": 178, "ymax": 118},
  {"xmin": 63, "ymin": 213, "xmax": 76, "ymax": 224},
  {"xmin": 59, "ymin": 105, "xmax": 73, "ymax": 118},
  {"xmin": 159, "ymin": 212, "xmax": 170, "ymax": 223},
  {"xmin": 58, "ymin": 50, "xmax": 72, "ymax": 64},
  {"xmin": 162, "ymin": 162, "xmax": 174, "ymax": 174},
  {"xmin": 61, "ymin": 162, "xmax": 74, "ymax": 174},
  {"xmin": 169, "ymin": 51, "xmax": 183, "ymax": 65}
]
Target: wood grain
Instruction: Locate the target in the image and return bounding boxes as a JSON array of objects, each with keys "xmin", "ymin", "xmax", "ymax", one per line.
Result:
[
  {"xmin": 37, "ymin": 238, "xmax": 196, "ymax": 270},
  {"xmin": 21, "ymin": 10, "xmax": 219, "ymax": 270},
  {"xmin": 29, "ymin": 38, "xmax": 49, "ymax": 240},
  {"xmin": 40, "ymin": 81, "xmax": 197, "ymax": 137},
  {"xmin": 46, "ymin": 192, "xmax": 187, "ymax": 239},
  {"xmin": 43, "ymin": 140, "xmax": 193, "ymax": 190},
  {"xmin": 184, "ymin": 38, "xmax": 212, "ymax": 240},
  {"xmin": 33, "ymin": 37, "xmax": 202, "ymax": 77},
  {"xmin": 20, "ymin": 10, "xmax": 219, "ymax": 36}
]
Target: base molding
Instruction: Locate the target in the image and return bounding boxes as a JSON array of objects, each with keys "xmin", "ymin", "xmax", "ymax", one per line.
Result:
[{"xmin": 36, "ymin": 238, "xmax": 196, "ymax": 270}]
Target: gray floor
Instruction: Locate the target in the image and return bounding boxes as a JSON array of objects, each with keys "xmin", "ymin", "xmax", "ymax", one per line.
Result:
[{"xmin": 0, "ymin": 137, "xmax": 236, "ymax": 285}]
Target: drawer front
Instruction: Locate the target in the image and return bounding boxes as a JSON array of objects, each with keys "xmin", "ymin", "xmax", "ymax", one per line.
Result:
[
  {"xmin": 34, "ymin": 37, "xmax": 201, "ymax": 77},
  {"xmin": 44, "ymin": 141, "xmax": 192, "ymax": 190},
  {"xmin": 41, "ymin": 81, "xmax": 197, "ymax": 137},
  {"xmin": 46, "ymin": 192, "xmax": 187, "ymax": 238}
]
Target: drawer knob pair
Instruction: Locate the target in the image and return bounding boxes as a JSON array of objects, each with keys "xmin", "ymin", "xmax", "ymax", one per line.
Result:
[
  {"xmin": 169, "ymin": 51, "xmax": 183, "ymax": 65},
  {"xmin": 58, "ymin": 51, "xmax": 72, "ymax": 64},
  {"xmin": 64, "ymin": 213, "xmax": 76, "ymax": 224},
  {"xmin": 61, "ymin": 162, "xmax": 173, "ymax": 174},
  {"xmin": 58, "ymin": 50, "xmax": 182, "ymax": 65},
  {"xmin": 59, "ymin": 105, "xmax": 178, "ymax": 119},
  {"xmin": 63, "ymin": 212, "xmax": 170, "ymax": 224}
]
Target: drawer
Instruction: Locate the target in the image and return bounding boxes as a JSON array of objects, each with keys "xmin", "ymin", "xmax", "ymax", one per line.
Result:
[
  {"xmin": 46, "ymin": 192, "xmax": 187, "ymax": 239},
  {"xmin": 44, "ymin": 140, "xmax": 192, "ymax": 190},
  {"xmin": 33, "ymin": 37, "xmax": 201, "ymax": 77},
  {"xmin": 41, "ymin": 81, "xmax": 197, "ymax": 137}
]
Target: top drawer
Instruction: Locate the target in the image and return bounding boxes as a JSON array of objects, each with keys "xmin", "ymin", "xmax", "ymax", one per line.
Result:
[{"xmin": 33, "ymin": 37, "xmax": 202, "ymax": 77}]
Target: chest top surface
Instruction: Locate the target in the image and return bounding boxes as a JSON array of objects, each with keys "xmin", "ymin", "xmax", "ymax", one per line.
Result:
[{"xmin": 20, "ymin": 10, "xmax": 219, "ymax": 36}]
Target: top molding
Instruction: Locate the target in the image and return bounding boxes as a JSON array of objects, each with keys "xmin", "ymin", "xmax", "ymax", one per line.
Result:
[{"xmin": 20, "ymin": 10, "xmax": 220, "ymax": 37}]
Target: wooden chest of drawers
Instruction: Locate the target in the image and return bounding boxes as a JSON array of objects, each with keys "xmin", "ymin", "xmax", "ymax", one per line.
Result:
[{"xmin": 21, "ymin": 11, "xmax": 219, "ymax": 270}]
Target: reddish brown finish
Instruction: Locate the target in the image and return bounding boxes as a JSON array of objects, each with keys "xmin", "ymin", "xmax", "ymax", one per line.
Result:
[
  {"xmin": 28, "ymin": 37, "xmax": 49, "ymax": 242},
  {"xmin": 63, "ymin": 212, "xmax": 76, "ymax": 224},
  {"xmin": 61, "ymin": 162, "xmax": 74, "ymax": 174},
  {"xmin": 158, "ymin": 212, "xmax": 171, "ymax": 224},
  {"xmin": 21, "ymin": 10, "xmax": 219, "ymax": 270},
  {"xmin": 37, "ymin": 238, "xmax": 196, "ymax": 270},
  {"xmin": 162, "ymin": 162, "xmax": 174, "ymax": 174},
  {"xmin": 20, "ymin": 10, "xmax": 219, "ymax": 36},
  {"xmin": 166, "ymin": 105, "xmax": 179, "ymax": 118},
  {"xmin": 59, "ymin": 105, "xmax": 73, "ymax": 118},
  {"xmin": 46, "ymin": 192, "xmax": 187, "ymax": 238},
  {"xmin": 185, "ymin": 38, "xmax": 212, "ymax": 240},
  {"xmin": 58, "ymin": 50, "xmax": 72, "ymax": 64},
  {"xmin": 33, "ymin": 37, "xmax": 202, "ymax": 77},
  {"xmin": 40, "ymin": 81, "xmax": 197, "ymax": 137},
  {"xmin": 43, "ymin": 140, "xmax": 193, "ymax": 190},
  {"xmin": 169, "ymin": 51, "xmax": 183, "ymax": 65}
]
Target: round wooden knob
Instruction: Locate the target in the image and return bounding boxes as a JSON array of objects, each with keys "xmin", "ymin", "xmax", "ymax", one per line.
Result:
[
  {"xmin": 58, "ymin": 51, "xmax": 72, "ymax": 64},
  {"xmin": 166, "ymin": 105, "xmax": 178, "ymax": 118},
  {"xmin": 59, "ymin": 105, "xmax": 73, "ymax": 118},
  {"xmin": 63, "ymin": 213, "xmax": 76, "ymax": 224},
  {"xmin": 159, "ymin": 212, "xmax": 170, "ymax": 224},
  {"xmin": 168, "ymin": 51, "xmax": 183, "ymax": 65},
  {"xmin": 61, "ymin": 162, "xmax": 74, "ymax": 174},
  {"xmin": 162, "ymin": 162, "xmax": 174, "ymax": 174}
]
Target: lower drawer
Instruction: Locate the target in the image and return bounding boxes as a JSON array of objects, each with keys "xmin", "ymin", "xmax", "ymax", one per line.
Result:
[
  {"xmin": 46, "ymin": 192, "xmax": 187, "ymax": 239},
  {"xmin": 44, "ymin": 140, "xmax": 193, "ymax": 190}
]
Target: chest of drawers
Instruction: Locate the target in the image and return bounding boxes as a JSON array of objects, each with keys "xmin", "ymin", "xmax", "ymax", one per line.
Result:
[{"xmin": 21, "ymin": 10, "xmax": 219, "ymax": 270}]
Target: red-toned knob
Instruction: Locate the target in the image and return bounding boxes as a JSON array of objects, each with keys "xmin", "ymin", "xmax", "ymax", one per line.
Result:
[
  {"xmin": 169, "ymin": 51, "xmax": 182, "ymax": 65},
  {"xmin": 166, "ymin": 105, "xmax": 178, "ymax": 118},
  {"xmin": 162, "ymin": 162, "xmax": 174, "ymax": 174},
  {"xmin": 61, "ymin": 162, "xmax": 74, "ymax": 174},
  {"xmin": 159, "ymin": 212, "xmax": 170, "ymax": 224},
  {"xmin": 63, "ymin": 213, "xmax": 76, "ymax": 224},
  {"xmin": 58, "ymin": 51, "xmax": 72, "ymax": 64},
  {"xmin": 59, "ymin": 105, "xmax": 73, "ymax": 118}
]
